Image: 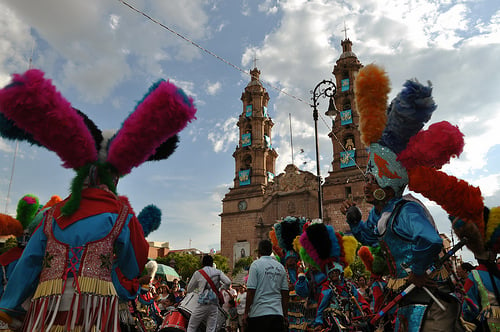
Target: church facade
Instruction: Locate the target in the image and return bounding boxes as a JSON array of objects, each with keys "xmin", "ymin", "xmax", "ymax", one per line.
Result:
[{"xmin": 220, "ymin": 39, "xmax": 372, "ymax": 267}]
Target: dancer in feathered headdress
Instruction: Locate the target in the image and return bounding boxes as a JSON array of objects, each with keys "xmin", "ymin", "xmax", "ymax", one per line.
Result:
[
  {"xmin": 340, "ymin": 64, "xmax": 465, "ymax": 331},
  {"xmin": 0, "ymin": 68, "xmax": 196, "ymax": 331},
  {"xmin": 0, "ymin": 194, "xmax": 40, "ymax": 299},
  {"xmin": 270, "ymin": 216, "xmax": 307, "ymax": 288},
  {"xmin": 298, "ymin": 222, "xmax": 370, "ymax": 329},
  {"xmin": 358, "ymin": 245, "xmax": 394, "ymax": 330}
]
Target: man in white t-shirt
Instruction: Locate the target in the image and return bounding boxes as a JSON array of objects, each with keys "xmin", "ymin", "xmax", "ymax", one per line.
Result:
[{"xmin": 243, "ymin": 240, "xmax": 289, "ymax": 332}]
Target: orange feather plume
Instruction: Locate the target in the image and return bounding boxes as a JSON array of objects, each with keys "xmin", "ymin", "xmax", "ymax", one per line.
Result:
[
  {"xmin": 0, "ymin": 214, "xmax": 23, "ymax": 237},
  {"xmin": 358, "ymin": 246, "xmax": 374, "ymax": 273},
  {"xmin": 42, "ymin": 195, "xmax": 63, "ymax": 210},
  {"xmin": 354, "ymin": 64, "xmax": 391, "ymax": 146}
]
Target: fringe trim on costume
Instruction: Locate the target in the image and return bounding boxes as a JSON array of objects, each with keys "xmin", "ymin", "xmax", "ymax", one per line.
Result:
[
  {"xmin": 290, "ymin": 322, "xmax": 308, "ymax": 329},
  {"xmin": 33, "ymin": 279, "xmax": 64, "ymax": 299},
  {"xmin": 387, "ymin": 277, "xmax": 408, "ymax": 291},
  {"xmin": 485, "ymin": 305, "xmax": 500, "ymax": 319},
  {"xmin": 78, "ymin": 276, "xmax": 117, "ymax": 296},
  {"xmin": 429, "ymin": 267, "xmax": 449, "ymax": 281},
  {"xmin": 38, "ymin": 325, "xmax": 98, "ymax": 332},
  {"xmin": 33, "ymin": 277, "xmax": 117, "ymax": 299},
  {"xmin": 24, "ymin": 293, "xmax": 119, "ymax": 332}
]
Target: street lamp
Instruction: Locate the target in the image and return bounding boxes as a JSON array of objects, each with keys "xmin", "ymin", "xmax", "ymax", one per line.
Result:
[{"xmin": 310, "ymin": 80, "xmax": 337, "ymax": 221}]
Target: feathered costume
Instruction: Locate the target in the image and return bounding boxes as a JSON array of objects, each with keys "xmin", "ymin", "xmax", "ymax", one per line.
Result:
[
  {"xmin": 0, "ymin": 194, "xmax": 45, "ymax": 300},
  {"xmin": 298, "ymin": 222, "xmax": 370, "ymax": 329},
  {"xmin": 0, "ymin": 69, "xmax": 196, "ymax": 332},
  {"xmin": 358, "ymin": 246, "xmax": 389, "ymax": 315},
  {"xmin": 346, "ymin": 64, "xmax": 465, "ymax": 331},
  {"xmin": 403, "ymin": 130, "xmax": 500, "ymax": 330},
  {"xmin": 269, "ymin": 216, "xmax": 307, "ymax": 286},
  {"xmin": 117, "ymin": 204, "xmax": 162, "ymax": 332},
  {"xmin": 269, "ymin": 216, "xmax": 309, "ymax": 331}
]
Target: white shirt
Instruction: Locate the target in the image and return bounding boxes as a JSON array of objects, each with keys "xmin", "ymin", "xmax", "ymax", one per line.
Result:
[{"xmin": 186, "ymin": 266, "xmax": 232, "ymax": 295}]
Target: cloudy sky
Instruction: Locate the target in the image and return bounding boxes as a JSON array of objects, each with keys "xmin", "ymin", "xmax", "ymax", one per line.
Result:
[{"xmin": 0, "ymin": 0, "xmax": 499, "ymax": 263}]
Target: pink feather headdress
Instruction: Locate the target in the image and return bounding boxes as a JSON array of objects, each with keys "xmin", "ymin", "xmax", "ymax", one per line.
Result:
[{"xmin": 0, "ymin": 69, "xmax": 197, "ymax": 214}]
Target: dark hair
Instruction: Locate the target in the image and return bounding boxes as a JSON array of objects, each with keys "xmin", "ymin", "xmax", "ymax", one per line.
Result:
[
  {"xmin": 258, "ymin": 239, "xmax": 273, "ymax": 256},
  {"xmin": 202, "ymin": 255, "xmax": 214, "ymax": 267},
  {"xmin": 461, "ymin": 262, "xmax": 475, "ymax": 272}
]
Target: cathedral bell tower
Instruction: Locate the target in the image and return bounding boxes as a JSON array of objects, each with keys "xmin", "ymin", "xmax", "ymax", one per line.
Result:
[
  {"xmin": 220, "ymin": 67, "xmax": 278, "ymax": 267},
  {"xmin": 233, "ymin": 67, "xmax": 278, "ymax": 189},
  {"xmin": 322, "ymin": 38, "xmax": 371, "ymax": 231}
]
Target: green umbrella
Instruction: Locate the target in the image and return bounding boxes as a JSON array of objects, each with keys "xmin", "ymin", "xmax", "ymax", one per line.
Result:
[{"xmin": 156, "ymin": 263, "xmax": 180, "ymax": 281}]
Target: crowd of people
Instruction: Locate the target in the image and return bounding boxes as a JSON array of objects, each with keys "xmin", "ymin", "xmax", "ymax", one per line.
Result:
[{"xmin": 0, "ymin": 53, "xmax": 498, "ymax": 332}]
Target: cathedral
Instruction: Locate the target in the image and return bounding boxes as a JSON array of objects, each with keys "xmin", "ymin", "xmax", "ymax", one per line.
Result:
[{"xmin": 220, "ymin": 38, "xmax": 374, "ymax": 267}]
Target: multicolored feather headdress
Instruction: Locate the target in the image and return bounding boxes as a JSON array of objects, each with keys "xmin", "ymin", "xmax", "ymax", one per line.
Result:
[
  {"xmin": 354, "ymin": 64, "xmax": 464, "ymax": 196},
  {"xmin": 0, "ymin": 69, "xmax": 197, "ymax": 215},
  {"xmin": 298, "ymin": 222, "xmax": 357, "ymax": 274},
  {"xmin": 358, "ymin": 245, "xmax": 389, "ymax": 277},
  {"xmin": 269, "ymin": 216, "xmax": 307, "ymax": 262},
  {"xmin": 0, "ymin": 194, "xmax": 40, "ymax": 237},
  {"xmin": 355, "ymin": 65, "xmax": 499, "ymax": 258}
]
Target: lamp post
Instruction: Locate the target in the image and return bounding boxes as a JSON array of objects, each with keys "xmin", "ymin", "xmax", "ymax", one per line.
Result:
[{"xmin": 310, "ymin": 79, "xmax": 337, "ymax": 221}]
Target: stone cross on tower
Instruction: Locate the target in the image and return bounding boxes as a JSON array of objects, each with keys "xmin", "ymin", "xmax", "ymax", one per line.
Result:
[
  {"xmin": 342, "ymin": 21, "xmax": 350, "ymax": 39},
  {"xmin": 253, "ymin": 53, "xmax": 259, "ymax": 69}
]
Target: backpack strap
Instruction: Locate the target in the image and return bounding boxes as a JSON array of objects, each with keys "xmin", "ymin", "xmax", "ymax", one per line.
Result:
[{"xmin": 199, "ymin": 269, "xmax": 224, "ymax": 305}]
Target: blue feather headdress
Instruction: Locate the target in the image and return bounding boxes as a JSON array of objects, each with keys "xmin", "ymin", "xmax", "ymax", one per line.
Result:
[{"xmin": 355, "ymin": 65, "xmax": 437, "ymax": 196}]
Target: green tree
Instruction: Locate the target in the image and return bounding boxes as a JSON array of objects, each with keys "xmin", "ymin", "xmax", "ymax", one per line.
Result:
[
  {"xmin": 213, "ymin": 254, "xmax": 230, "ymax": 274},
  {"xmin": 164, "ymin": 252, "xmax": 201, "ymax": 281},
  {"xmin": 232, "ymin": 256, "xmax": 254, "ymax": 276},
  {"xmin": 0, "ymin": 237, "xmax": 17, "ymax": 254}
]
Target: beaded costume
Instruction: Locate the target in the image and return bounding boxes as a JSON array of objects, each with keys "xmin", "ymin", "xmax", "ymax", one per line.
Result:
[{"xmin": 0, "ymin": 68, "xmax": 197, "ymax": 331}]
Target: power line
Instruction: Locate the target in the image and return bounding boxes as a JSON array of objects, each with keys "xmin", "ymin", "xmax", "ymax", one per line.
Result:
[{"xmin": 119, "ymin": 0, "xmax": 364, "ymax": 177}]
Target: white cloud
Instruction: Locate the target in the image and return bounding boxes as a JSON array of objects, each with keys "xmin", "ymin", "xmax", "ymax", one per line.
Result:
[
  {"xmin": 206, "ymin": 81, "xmax": 222, "ymax": 95},
  {"xmin": 207, "ymin": 117, "xmax": 238, "ymax": 153},
  {"xmin": 0, "ymin": 139, "xmax": 13, "ymax": 154},
  {"xmin": 258, "ymin": 0, "xmax": 279, "ymax": 15}
]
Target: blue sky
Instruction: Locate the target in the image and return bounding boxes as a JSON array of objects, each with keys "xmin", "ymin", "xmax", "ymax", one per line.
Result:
[{"xmin": 0, "ymin": 0, "xmax": 499, "ymax": 264}]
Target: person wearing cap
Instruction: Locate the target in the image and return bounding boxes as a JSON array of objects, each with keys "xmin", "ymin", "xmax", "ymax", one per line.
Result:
[{"xmin": 340, "ymin": 64, "xmax": 465, "ymax": 331}]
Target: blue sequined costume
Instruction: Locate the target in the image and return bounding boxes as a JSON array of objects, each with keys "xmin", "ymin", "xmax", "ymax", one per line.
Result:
[{"xmin": 348, "ymin": 196, "xmax": 462, "ymax": 331}]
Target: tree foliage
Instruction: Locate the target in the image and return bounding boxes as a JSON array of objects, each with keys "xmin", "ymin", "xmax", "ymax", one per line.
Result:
[
  {"xmin": 213, "ymin": 254, "xmax": 230, "ymax": 274},
  {"xmin": 232, "ymin": 256, "xmax": 254, "ymax": 276},
  {"xmin": 0, "ymin": 237, "xmax": 17, "ymax": 254},
  {"xmin": 163, "ymin": 252, "xmax": 201, "ymax": 281}
]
